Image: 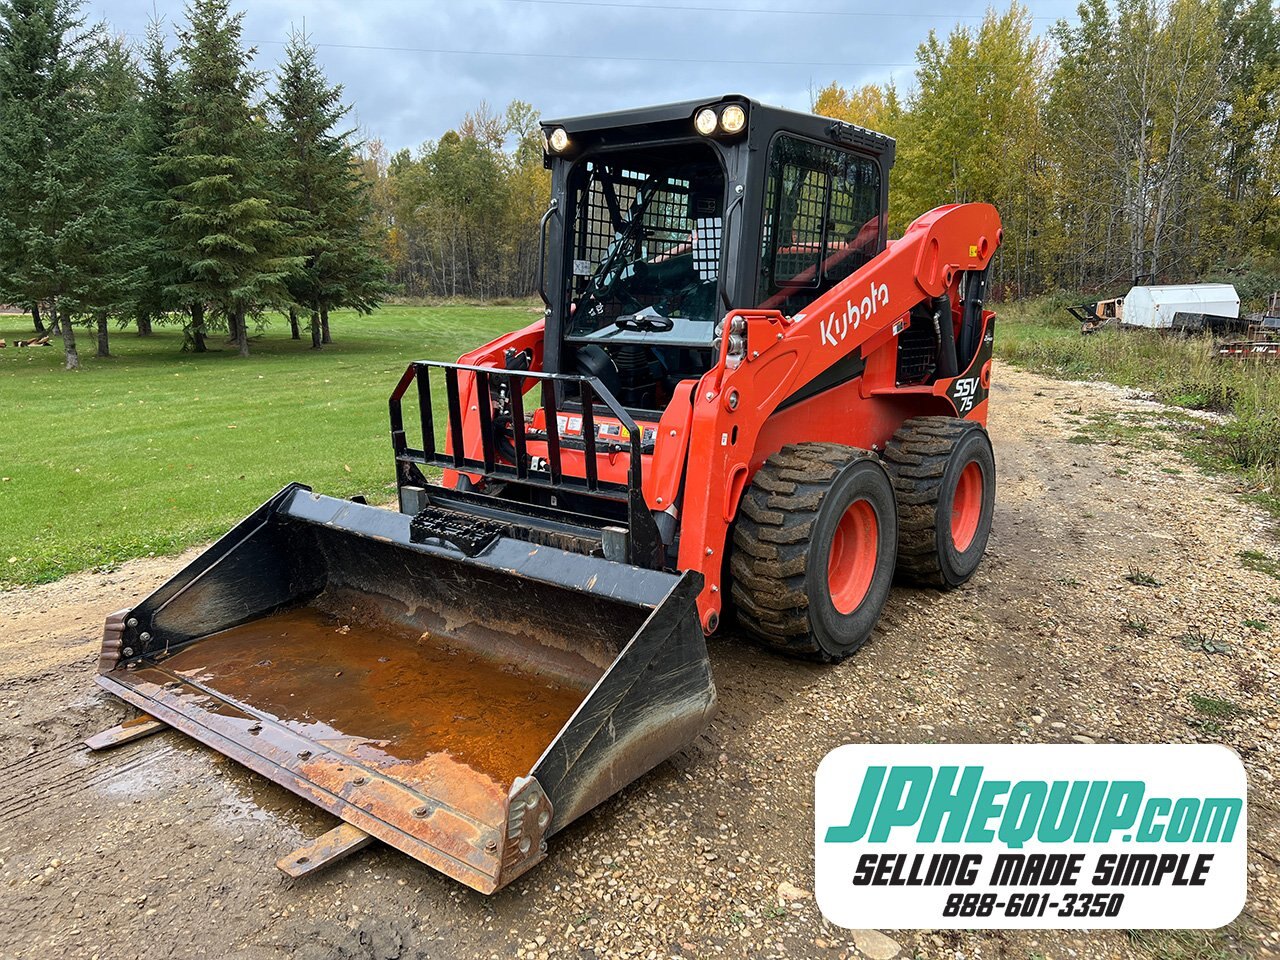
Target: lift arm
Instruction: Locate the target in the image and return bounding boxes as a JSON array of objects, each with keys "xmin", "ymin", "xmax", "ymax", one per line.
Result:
[{"xmin": 676, "ymin": 201, "xmax": 1003, "ymax": 632}]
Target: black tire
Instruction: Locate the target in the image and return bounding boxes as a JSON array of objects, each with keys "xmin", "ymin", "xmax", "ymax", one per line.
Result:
[
  {"xmin": 729, "ymin": 443, "xmax": 898, "ymax": 662},
  {"xmin": 884, "ymin": 417, "xmax": 995, "ymax": 588}
]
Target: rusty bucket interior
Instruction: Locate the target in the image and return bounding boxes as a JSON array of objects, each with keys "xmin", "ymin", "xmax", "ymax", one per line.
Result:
[{"xmin": 96, "ymin": 486, "xmax": 714, "ymax": 893}]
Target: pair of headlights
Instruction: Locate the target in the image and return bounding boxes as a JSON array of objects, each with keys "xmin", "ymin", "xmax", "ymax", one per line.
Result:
[
  {"xmin": 694, "ymin": 104, "xmax": 746, "ymax": 137},
  {"xmin": 545, "ymin": 103, "xmax": 747, "ymax": 155}
]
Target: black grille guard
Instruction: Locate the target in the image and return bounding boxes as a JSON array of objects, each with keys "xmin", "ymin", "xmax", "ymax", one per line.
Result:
[{"xmin": 389, "ymin": 360, "xmax": 663, "ymax": 568}]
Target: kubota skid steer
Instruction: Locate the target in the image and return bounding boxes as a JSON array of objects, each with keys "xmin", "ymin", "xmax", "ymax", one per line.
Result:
[{"xmin": 90, "ymin": 96, "xmax": 1001, "ymax": 893}]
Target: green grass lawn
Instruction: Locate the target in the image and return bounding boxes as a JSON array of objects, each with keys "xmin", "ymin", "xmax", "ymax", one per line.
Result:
[{"xmin": 0, "ymin": 304, "xmax": 538, "ymax": 588}]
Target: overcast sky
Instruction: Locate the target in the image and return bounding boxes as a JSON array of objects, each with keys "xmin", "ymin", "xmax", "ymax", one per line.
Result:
[{"xmin": 85, "ymin": 0, "xmax": 1081, "ymax": 154}]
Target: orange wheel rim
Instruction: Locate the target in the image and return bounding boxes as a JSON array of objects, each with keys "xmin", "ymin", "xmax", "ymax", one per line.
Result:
[
  {"xmin": 827, "ymin": 499, "xmax": 879, "ymax": 615},
  {"xmin": 950, "ymin": 461, "xmax": 983, "ymax": 552}
]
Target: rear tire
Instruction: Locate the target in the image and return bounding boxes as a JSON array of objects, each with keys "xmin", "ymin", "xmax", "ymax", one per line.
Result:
[
  {"xmin": 884, "ymin": 417, "xmax": 995, "ymax": 588},
  {"xmin": 730, "ymin": 443, "xmax": 898, "ymax": 662}
]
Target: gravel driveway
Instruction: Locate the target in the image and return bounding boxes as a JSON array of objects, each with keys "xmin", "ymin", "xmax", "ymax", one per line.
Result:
[{"xmin": 1, "ymin": 362, "xmax": 1277, "ymax": 960}]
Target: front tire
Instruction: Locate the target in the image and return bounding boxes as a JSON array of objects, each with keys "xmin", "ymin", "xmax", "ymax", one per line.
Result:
[
  {"xmin": 730, "ymin": 443, "xmax": 898, "ymax": 662},
  {"xmin": 884, "ymin": 417, "xmax": 995, "ymax": 588}
]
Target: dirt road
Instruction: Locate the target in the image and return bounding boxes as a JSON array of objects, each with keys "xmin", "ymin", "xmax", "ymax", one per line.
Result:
[{"xmin": 2, "ymin": 363, "xmax": 1278, "ymax": 960}]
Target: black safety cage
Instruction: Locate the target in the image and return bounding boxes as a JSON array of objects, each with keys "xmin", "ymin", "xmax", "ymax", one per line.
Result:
[
  {"xmin": 538, "ymin": 94, "xmax": 896, "ymax": 377},
  {"xmin": 389, "ymin": 361, "xmax": 662, "ymax": 567}
]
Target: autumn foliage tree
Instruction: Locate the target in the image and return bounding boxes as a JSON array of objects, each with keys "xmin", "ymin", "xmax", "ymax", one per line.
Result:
[
  {"xmin": 814, "ymin": 0, "xmax": 1279, "ymax": 299},
  {"xmin": 2, "ymin": 0, "xmax": 1278, "ymax": 368},
  {"xmin": 1048, "ymin": 0, "xmax": 1223, "ymax": 287},
  {"xmin": 815, "ymin": 5, "xmax": 1049, "ymax": 296},
  {"xmin": 378, "ymin": 99, "xmax": 551, "ymax": 300}
]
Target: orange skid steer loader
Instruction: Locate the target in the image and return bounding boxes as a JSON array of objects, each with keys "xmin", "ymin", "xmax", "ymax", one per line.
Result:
[{"xmin": 89, "ymin": 96, "xmax": 1001, "ymax": 893}]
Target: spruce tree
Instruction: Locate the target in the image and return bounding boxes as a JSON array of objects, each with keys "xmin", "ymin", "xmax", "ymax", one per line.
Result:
[
  {"xmin": 270, "ymin": 29, "xmax": 385, "ymax": 348},
  {"xmin": 0, "ymin": 0, "xmax": 54, "ymax": 329},
  {"xmin": 134, "ymin": 18, "xmax": 181, "ymax": 337},
  {"xmin": 75, "ymin": 36, "xmax": 148, "ymax": 358},
  {"xmin": 162, "ymin": 0, "xmax": 299, "ymax": 357},
  {"xmin": 0, "ymin": 0, "xmax": 105, "ymax": 369}
]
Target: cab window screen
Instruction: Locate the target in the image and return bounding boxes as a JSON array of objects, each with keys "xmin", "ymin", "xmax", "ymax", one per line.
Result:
[
  {"xmin": 757, "ymin": 135, "xmax": 881, "ymax": 316},
  {"xmin": 564, "ymin": 151, "xmax": 725, "ymax": 340}
]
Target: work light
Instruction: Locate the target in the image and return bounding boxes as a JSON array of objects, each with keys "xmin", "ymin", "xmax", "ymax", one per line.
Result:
[
  {"xmin": 694, "ymin": 108, "xmax": 718, "ymax": 136},
  {"xmin": 720, "ymin": 104, "xmax": 746, "ymax": 134},
  {"xmin": 548, "ymin": 127, "xmax": 571, "ymax": 153}
]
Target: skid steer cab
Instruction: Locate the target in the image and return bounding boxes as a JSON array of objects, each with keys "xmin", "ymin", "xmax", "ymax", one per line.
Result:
[{"xmin": 92, "ymin": 95, "xmax": 1001, "ymax": 894}]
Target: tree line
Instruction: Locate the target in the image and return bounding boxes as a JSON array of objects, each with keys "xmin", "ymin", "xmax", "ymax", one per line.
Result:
[
  {"xmin": 814, "ymin": 0, "xmax": 1280, "ymax": 302},
  {"xmin": 3, "ymin": 0, "xmax": 1276, "ymax": 372},
  {"xmin": 362, "ymin": 100, "xmax": 550, "ymax": 302},
  {"xmin": 361, "ymin": 0, "xmax": 1278, "ymax": 307},
  {"xmin": 0, "ymin": 0, "xmax": 386, "ymax": 369}
]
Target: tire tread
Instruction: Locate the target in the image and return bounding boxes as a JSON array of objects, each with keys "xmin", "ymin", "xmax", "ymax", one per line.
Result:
[
  {"xmin": 884, "ymin": 416, "xmax": 984, "ymax": 587},
  {"xmin": 730, "ymin": 442, "xmax": 865, "ymax": 661}
]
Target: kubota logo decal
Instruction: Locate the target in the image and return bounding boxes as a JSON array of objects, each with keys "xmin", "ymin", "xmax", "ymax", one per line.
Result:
[{"xmin": 819, "ymin": 281, "xmax": 890, "ymax": 348}]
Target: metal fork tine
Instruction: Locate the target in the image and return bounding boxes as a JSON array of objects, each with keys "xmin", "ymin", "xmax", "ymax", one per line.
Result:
[
  {"xmin": 416, "ymin": 363, "xmax": 435, "ymax": 458},
  {"xmin": 474, "ymin": 372, "xmax": 496, "ymax": 474},
  {"xmin": 445, "ymin": 367, "xmax": 465, "ymax": 469},
  {"xmin": 580, "ymin": 382, "xmax": 598, "ymax": 492},
  {"xmin": 542, "ymin": 380, "xmax": 562, "ymax": 484},
  {"xmin": 508, "ymin": 372, "xmax": 527, "ymax": 479}
]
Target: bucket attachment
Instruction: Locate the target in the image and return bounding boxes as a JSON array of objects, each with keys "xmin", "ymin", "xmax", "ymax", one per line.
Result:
[{"xmin": 95, "ymin": 485, "xmax": 715, "ymax": 893}]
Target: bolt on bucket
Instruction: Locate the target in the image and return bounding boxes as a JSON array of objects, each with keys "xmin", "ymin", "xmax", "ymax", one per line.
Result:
[{"xmin": 96, "ymin": 485, "xmax": 715, "ymax": 893}]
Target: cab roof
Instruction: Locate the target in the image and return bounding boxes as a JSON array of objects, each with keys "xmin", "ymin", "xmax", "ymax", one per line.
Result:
[{"xmin": 541, "ymin": 94, "xmax": 895, "ymax": 163}]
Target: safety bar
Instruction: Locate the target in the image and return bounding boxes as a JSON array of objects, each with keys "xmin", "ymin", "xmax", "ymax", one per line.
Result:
[{"xmin": 389, "ymin": 360, "xmax": 662, "ymax": 567}]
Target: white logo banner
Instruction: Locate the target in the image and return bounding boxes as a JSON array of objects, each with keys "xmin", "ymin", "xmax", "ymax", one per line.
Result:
[{"xmin": 815, "ymin": 744, "xmax": 1247, "ymax": 929}]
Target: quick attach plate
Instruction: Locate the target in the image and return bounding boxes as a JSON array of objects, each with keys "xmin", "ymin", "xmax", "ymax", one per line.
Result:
[
  {"xmin": 410, "ymin": 505, "xmax": 512, "ymax": 556},
  {"xmin": 410, "ymin": 500, "xmax": 608, "ymax": 559}
]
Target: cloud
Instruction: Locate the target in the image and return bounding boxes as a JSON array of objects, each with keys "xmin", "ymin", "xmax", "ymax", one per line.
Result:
[{"xmin": 88, "ymin": 0, "xmax": 1072, "ymax": 152}]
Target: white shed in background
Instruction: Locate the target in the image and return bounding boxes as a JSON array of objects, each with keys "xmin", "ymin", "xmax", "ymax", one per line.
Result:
[{"xmin": 1122, "ymin": 284, "xmax": 1240, "ymax": 329}]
